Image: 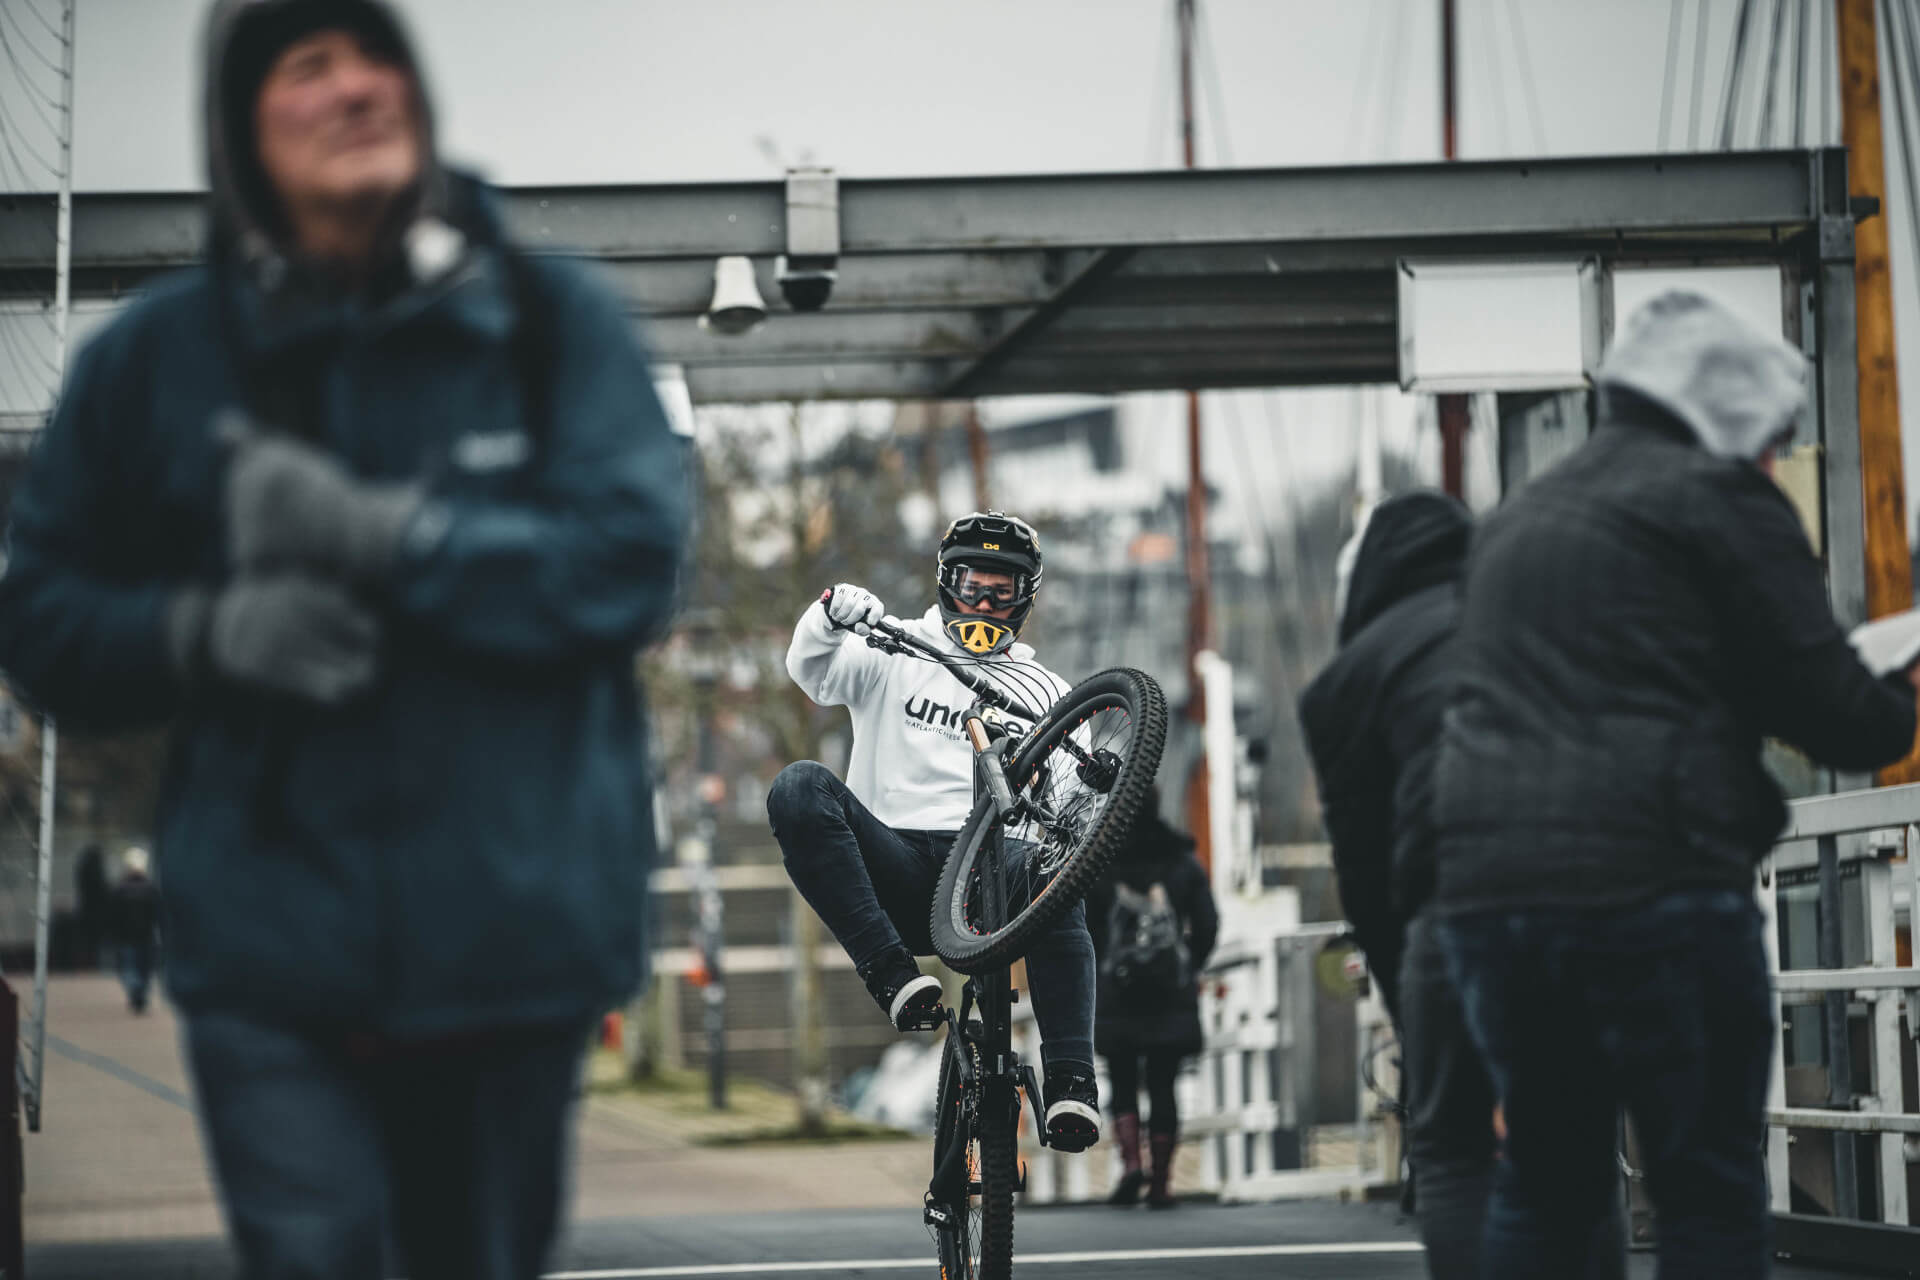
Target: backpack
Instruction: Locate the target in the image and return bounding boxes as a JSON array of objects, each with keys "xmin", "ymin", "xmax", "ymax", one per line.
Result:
[{"xmin": 1102, "ymin": 882, "xmax": 1191, "ymax": 996}]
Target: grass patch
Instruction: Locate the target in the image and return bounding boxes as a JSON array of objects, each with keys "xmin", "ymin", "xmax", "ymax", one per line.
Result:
[
  {"xmin": 695, "ymin": 1117, "xmax": 915, "ymax": 1147},
  {"xmin": 585, "ymin": 1049, "xmax": 914, "ymax": 1147}
]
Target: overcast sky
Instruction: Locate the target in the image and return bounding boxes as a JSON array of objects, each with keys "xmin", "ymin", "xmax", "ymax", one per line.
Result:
[{"xmin": 9, "ymin": 0, "xmax": 1920, "ymax": 532}]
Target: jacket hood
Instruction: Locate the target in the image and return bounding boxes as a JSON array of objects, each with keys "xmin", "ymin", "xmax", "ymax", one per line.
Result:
[
  {"xmin": 202, "ymin": 0, "xmax": 447, "ymax": 275},
  {"xmin": 1595, "ymin": 289, "xmax": 1808, "ymax": 462},
  {"xmin": 1337, "ymin": 491, "xmax": 1470, "ymax": 645}
]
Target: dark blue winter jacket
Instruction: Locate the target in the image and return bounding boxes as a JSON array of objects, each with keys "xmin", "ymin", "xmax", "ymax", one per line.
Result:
[{"xmin": 0, "ymin": 176, "xmax": 687, "ymax": 1038}]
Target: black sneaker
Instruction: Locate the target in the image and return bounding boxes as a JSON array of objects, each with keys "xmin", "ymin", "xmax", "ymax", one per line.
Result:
[
  {"xmin": 858, "ymin": 949, "xmax": 944, "ymax": 1031},
  {"xmin": 1044, "ymin": 1064, "xmax": 1100, "ymax": 1152}
]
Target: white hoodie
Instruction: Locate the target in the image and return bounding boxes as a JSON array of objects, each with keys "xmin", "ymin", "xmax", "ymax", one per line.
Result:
[{"xmin": 786, "ymin": 603, "xmax": 1071, "ymax": 831}]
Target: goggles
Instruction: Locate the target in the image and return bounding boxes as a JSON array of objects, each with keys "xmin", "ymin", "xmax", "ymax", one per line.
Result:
[{"xmin": 942, "ymin": 563, "xmax": 1032, "ymax": 609}]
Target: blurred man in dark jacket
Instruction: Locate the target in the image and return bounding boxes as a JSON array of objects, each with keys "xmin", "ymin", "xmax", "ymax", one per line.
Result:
[
  {"xmin": 0, "ymin": 3, "xmax": 687, "ymax": 1277},
  {"xmin": 1086, "ymin": 791, "xmax": 1217, "ymax": 1208},
  {"xmin": 1300, "ymin": 491, "xmax": 1628, "ymax": 1280},
  {"xmin": 74, "ymin": 842, "xmax": 110, "ymax": 970},
  {"xmin": 110, "ymin": 846, "xmax": 161, "ymax": 1014},
  {"xmin": 1432, "ymin": 291, "xmax": 1918, "ymax": 1279}
]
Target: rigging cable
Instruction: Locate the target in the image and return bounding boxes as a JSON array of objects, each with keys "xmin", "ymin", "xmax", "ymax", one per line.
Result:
[
  {"xmin": 1659, "ymin": 0, "xmax": 1685, "ymax": 149},
  {"xmin": 1690, "ymin": 0, "xmax": 1711, "ymax": 148},
  {"xmin": 1719, "ymin": 0, "xmax": 1760, "ymax": 149}
]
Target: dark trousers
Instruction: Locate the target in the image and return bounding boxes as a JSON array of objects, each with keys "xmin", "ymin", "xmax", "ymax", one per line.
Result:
[
  {"xmin": 1436, "ymin": 888, "xmax": 1774, "ymax": 1280},
  {"xmin": 186, "ymin": 1012, "xmax": 587, "ymax": 1280},
  {"xmin": 117, "ymin": 941, "xmax": 156, "ymax": 1012},
  {"xmin": 1401, "ymin": 913, "xmax": 1627, "ymax": 1280},
  {"xmin": 1104, "ymin": 1046, "xmax": 1183, "ymax": 1136},
  {"xmin": 768, "ymin": 760, "xmax": 1096, "ymax": 1068}
]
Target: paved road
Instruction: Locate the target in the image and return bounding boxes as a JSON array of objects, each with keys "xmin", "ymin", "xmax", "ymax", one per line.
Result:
[
  {"xmin": 19, "ymin": 975, "xmax": 1894, "ymax": 1279},
  {"xmin": 28, "ymin": 1200, "xmax": 1888, "ymax": 1279}
]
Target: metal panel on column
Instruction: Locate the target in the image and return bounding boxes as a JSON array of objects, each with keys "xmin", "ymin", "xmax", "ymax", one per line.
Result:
[{"xmin": 1816, "ymin": 150, "xmax": 1868, "ymax": 631}]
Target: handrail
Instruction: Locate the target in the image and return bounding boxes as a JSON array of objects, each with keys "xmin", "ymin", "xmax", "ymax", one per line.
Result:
[
  {"xmin": 1763, "ymin": 781, "xmax": 1920, "ymax": 1229},
  {"xmin": 1776, "ymin": 780, "xmax": 1920, "ymax": 841}
]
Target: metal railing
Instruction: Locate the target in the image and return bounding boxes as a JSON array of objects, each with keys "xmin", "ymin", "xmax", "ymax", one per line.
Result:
[
  {"xmin": 1016, "ymin": 895, "xmax": 1395, "ymax": 1205},
  {"xmin": 1761, "ymin": 781, "xmax": 1920, "ymax": 1228},
  {"xmin": 1183, "ymin": 916, "xmax": 1393, "ymax": 1202}
]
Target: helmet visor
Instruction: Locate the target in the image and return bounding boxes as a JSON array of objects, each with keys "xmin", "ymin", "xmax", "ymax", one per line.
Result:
[{"xmin": 942, "ymin": 563, "xmax": 1032, "ymax": 609}]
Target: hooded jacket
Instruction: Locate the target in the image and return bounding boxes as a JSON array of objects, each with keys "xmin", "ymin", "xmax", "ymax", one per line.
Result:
[
  {"xmin": 1432, "ymin": 291, "xmax": 1915, "ymax": 914},
  {"xmin": 1297, "ymin": 492, "xmax": 1470, "ymax": 1017},
  {"xmin": 1085, "ymin": 801, "xmax": 1218, "ymax": 1055},
  {"xmin": 0, "ymin": 0, "xmax": 688, "ymax": 1038},
  {"xmin": 785, "ymin": 603, "xmax": 1069, "ymax": 832}
]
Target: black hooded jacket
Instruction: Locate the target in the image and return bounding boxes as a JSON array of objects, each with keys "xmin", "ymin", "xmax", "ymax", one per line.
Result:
[
  {"xmin": 1297, "ymin": 492, "xmax": 1471, "ymax": 1017},
  {"xmin": 1433, "ymin": 394, "xmax": 1916, "ymax": 914},
  {"xmin": 1086, "ymin": 803, "xmax": 1219, "ymax": 1056}
]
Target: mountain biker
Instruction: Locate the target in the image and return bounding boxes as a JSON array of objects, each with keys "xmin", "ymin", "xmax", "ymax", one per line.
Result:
[{"xmin": 767, "ymin": 511, "xmax": 1101, "ymax": 1152}]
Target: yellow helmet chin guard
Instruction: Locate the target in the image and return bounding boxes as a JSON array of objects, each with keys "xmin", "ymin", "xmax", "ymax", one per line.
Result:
[{"xmin": 945, "ymin": 616, "xmax": 1014, "ymax": 656}]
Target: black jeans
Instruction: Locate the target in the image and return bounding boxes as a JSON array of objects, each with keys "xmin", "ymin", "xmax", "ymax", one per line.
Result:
[
  {"xmin": 1105, "ymin": 1046, "xmax": 1183, "ymax": 1136},
  {"xmin": 186, "ymin": 1012, "xmax": 586, "ymax": 1280},
  {"xmin": 768, "ymin": 760, "xmax": 1096, "ymax": 1068},
  {"xmin": 1401, "ymin": 912, "xmax": 1626, "ymax": 1280},
  {"xmin": 1436, "ymin": 888, "xmax": 1774, "ymax": 1280}
]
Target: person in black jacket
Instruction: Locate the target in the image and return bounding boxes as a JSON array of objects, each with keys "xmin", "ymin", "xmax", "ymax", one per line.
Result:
[
  {"xmin": 74, "ymin": 842, "xmax": 109, "ymax": 970},
  {"xmin": 1086, "ymin": 791, "xmax": 1217, "ymax": 1208},
  {"xmin": 110, "ymin": 847, "xmax": 161, "ymax": 1014},
  {"xmin": 1299, "ymin": 491, "xmax": 1626, "ymax": 1280},
  {"xmin": 1432, "ymin": 290, "xmax": 1920, "ymax": 1279}
]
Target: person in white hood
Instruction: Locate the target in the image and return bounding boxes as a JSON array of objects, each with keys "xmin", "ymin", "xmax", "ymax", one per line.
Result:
[
  {"xmin": 1430, "ymin": 291, "xmax": 1919, "ymax": 1277},
  {"xmin": 768, "ymin": 511, "xmax": 1101, "ymax": 1151}
]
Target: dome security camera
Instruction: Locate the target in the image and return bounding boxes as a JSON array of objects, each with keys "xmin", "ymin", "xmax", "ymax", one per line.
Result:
[{"xmin": 777, "ymin": 255, "xmax": 837, "ymax": 313}]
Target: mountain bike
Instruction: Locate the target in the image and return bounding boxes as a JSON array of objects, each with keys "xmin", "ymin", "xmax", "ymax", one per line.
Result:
[{"xmin": 856, "ymin": 617, "xmax": 1167, "ymax": 1280}]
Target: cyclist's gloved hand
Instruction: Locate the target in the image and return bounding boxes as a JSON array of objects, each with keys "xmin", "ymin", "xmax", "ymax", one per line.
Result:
[{"xmin": 822, "ymin": 583, "xmax": 885, "ymax": 635}]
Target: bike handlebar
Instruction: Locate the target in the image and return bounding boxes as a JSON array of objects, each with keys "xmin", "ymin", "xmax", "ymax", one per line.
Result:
[{"xmin": 821, "ymin": 591, "xmax": 1044, "ymax": 723}]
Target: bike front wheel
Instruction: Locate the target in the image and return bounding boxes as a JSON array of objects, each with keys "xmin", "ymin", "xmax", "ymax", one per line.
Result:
[{"xmin": 930, "ymin": 667, "xmax": 1168, "ymax": 974}]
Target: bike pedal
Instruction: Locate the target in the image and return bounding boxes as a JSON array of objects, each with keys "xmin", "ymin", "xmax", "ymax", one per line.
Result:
[{"xmin": 923, "ymin": 1199, "xmax": 956, "ymax": 1229}]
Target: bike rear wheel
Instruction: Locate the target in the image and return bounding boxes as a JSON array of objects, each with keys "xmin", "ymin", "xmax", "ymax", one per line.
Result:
[
  {"xmin": 931, "ymin": 1023, "xmax": 1018, "ymax": 1280},
  {"xmin": 930, "ymin": 667, "xmax": 1167, "ymax": 974}
]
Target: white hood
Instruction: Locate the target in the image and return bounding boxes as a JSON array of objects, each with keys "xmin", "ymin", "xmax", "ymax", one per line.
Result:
[{"xmin": 1596, "ymin": 289, "xmax": 1808, "ymax": 462}]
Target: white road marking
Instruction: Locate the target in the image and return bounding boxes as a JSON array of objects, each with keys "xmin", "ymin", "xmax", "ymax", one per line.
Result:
[{"xmin": 544, "ymin": 1240, "xmax": 1426, "ymax": 1278}]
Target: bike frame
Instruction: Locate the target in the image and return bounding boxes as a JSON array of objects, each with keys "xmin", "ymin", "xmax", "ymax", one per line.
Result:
[{"xmin": 888, "ymin": 616, "xmax": 1060, "ymax": 1242}]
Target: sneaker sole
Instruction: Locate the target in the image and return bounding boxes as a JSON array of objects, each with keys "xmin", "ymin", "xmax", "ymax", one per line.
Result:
[
  {"xmin": 1046, "ymin": 1099, "xmax": 1101, "ymax": 1151},
  {"xmin": 888, "ymin": 974, "xmax": 945, "ymax": 1030}
]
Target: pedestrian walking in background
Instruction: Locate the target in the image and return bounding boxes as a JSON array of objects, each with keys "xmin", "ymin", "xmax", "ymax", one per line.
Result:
[
  {"xmin": 0, "ymin": 2, "xmax": 688, "ymax": 1276},
  {"xmin": 74, "ymin": 841, "xmax": 110, "ymax": 970},
  {"xmin": 1299, "ymin": 490, "xmax": 1624, "ymax": 1280},
  {"xmin": 1086, "ymin": 790, "xmax": 1217, "ymax": 1208},
  {"xmin": 110, "ymin": 846, "xmax": 160, "ymax": 1014},
  {"xmin": 1432, "ymin": 291, "xmax": 1919, "ymax": 1279}
]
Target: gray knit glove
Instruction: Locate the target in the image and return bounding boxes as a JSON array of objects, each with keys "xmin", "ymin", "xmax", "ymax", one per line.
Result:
[
  {"xmin": 222, "ymin": 418, "xmax": 424, "ymax": 584},
  {"xmin": 169, "ymin": 576, "xmax": 381, "ymax": 705}
]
